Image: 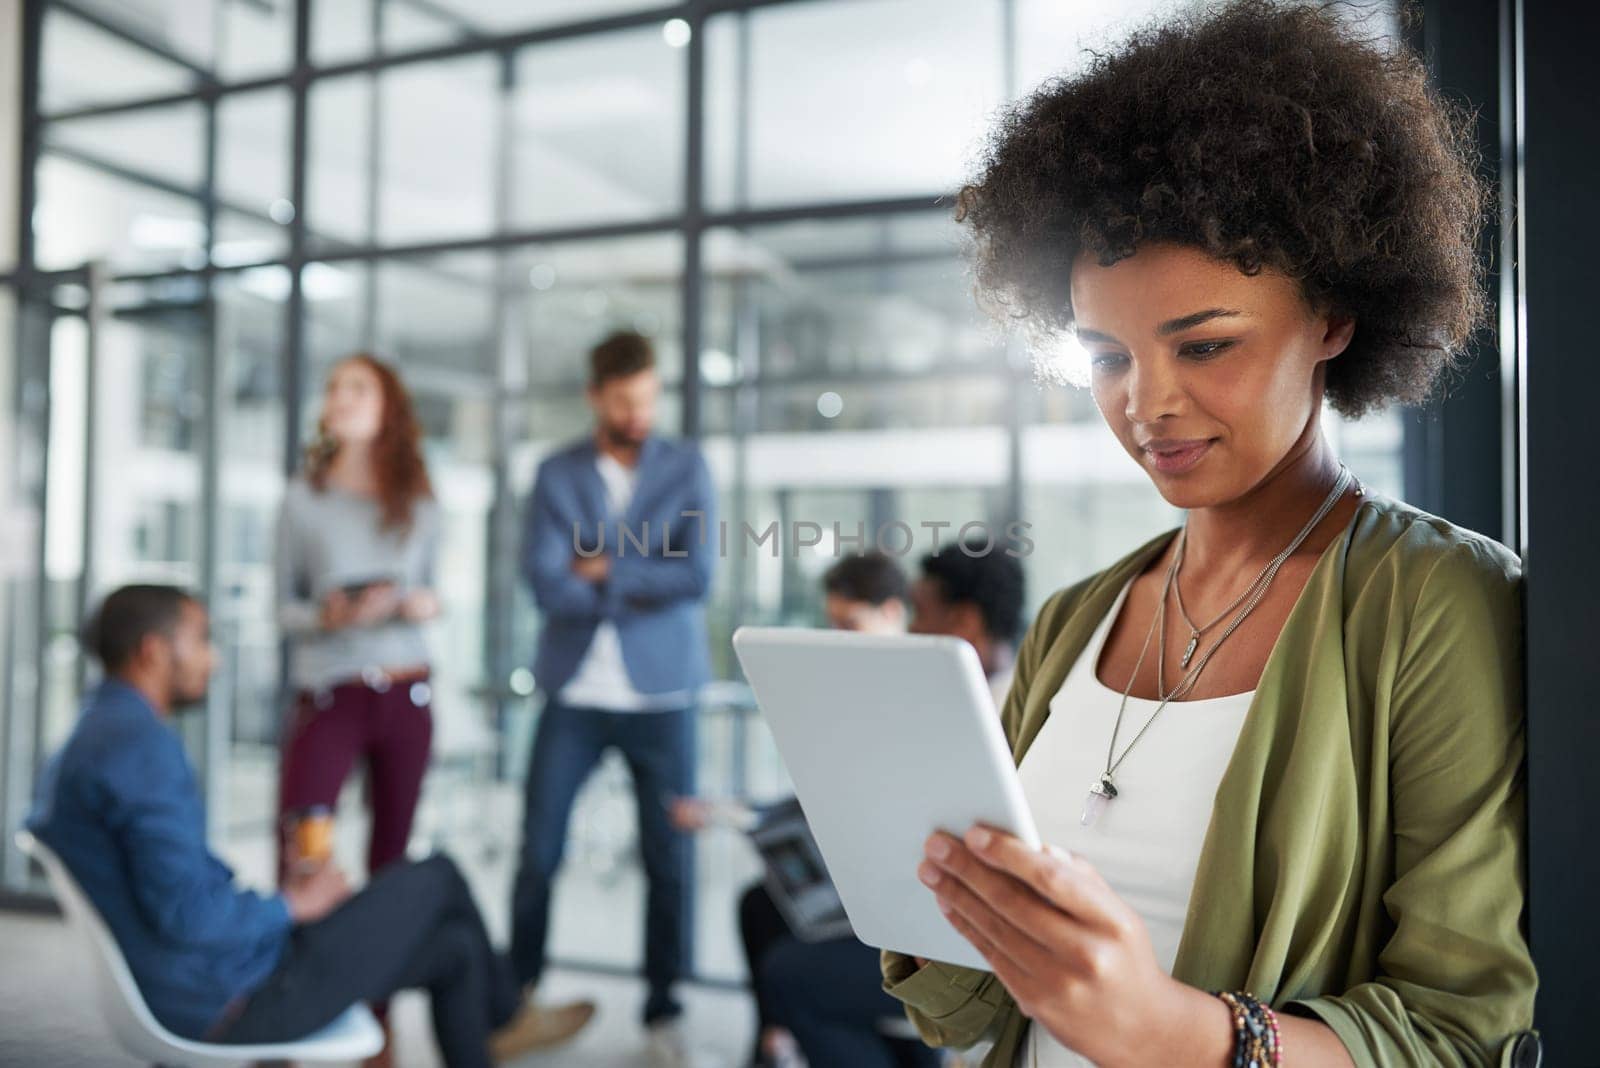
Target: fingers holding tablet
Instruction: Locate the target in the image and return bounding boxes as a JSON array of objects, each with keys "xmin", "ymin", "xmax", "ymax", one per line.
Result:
[
  {"xmin": 919, "ymin": 838, "xmax": 1053, "ymax": 979},
  {"xmin": 957, "ymin": 827, "xmax": 1131, "ymax": 937},
  {"xmin": 923, "ymin": 832, "xmax": 1059, "ymax": 933},
  {"xmin": 918, "ymin": 827, "xmax": 1132, "ymax": 965},
  {"xmin": 936, "ymin": 899, "xmax": 1030, "ymax": 996},
  {"xmin": 919, "ymin": 824, "xmax": 1172, "ymax": 1059}
]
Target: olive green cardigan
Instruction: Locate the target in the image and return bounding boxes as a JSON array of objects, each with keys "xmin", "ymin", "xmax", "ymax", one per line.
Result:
[{"xmin": 883, "ymin": 496, "xmax": 1536, "ymax": 1067}]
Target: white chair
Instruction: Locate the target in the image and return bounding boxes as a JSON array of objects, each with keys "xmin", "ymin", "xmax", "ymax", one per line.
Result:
[{"xmin": 15, "ymin": 829, "xmax": 385, "ymax": 1067}]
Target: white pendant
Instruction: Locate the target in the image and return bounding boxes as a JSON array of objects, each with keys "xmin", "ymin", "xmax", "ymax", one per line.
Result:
[
  {"xmin": 1081, "ymin": 777, "xmax": 1118, "ymax": 827},
  {"xmin": 1180, "ymin": 631, "xmax": 1200, "ymax": 669}
]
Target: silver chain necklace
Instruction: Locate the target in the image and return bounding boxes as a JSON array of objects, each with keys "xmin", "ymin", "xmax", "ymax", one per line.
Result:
[
  {"xmin": 1081, "ymin": 466, "xmax": 1354, "ymax": 827},
  {"xmin": 1170, "ymin": 530, "xmax": 1260, "ymax": 669}
]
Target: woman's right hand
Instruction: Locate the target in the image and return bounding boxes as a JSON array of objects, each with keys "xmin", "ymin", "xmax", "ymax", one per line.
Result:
[
  {"xmin": 319, "ymin": 590, "xmax": 355, "ymax": 630},
  {"xmin": 320, "ymin": 584, "xmax": 400, "ymax": 630},
  {"xmin": 350, "ymin": 583, "xmax": 401, "ymax": 625}
]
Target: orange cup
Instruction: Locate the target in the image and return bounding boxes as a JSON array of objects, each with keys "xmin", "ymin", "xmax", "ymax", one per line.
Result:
[{"xmin": 293, "ymin": 808, "xmax": 334, "ymax": 868}]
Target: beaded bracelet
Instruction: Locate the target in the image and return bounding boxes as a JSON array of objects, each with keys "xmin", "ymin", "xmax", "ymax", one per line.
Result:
[{"xmin": 1215, "ymin": 990, "xmax": 1283, "ymax": 1068}]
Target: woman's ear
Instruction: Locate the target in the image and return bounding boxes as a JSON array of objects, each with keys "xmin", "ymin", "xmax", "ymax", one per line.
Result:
[{"xmin": 1320, "ymin": 314, "xmax": 1357, "ymax": 362}]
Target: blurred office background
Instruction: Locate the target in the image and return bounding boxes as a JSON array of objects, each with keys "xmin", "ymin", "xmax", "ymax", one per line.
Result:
[{"xmin": 0, "ymin": 0, "xmax": 1405, "ymax": 979}]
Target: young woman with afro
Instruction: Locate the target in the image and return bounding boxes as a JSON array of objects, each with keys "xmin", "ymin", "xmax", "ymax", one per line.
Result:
[{"xmin": 885, "ymin": 4, "xmax": 1537, "ymax": 1066}]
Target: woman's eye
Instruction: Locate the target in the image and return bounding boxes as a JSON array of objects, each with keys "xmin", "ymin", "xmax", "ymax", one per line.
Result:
[
  {"xmin": 1181, "ymin": 340, "xmax": 1234, "ymax": 359},
  {"xmin": 1090, "ymin": 352, "xmax": 1128, "ymax": 371}
]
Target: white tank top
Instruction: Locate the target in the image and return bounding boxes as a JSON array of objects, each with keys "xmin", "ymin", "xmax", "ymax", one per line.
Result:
[{"xmin": 1015, "ymin": 578, "xmax": 1254, "ymax": 1067}]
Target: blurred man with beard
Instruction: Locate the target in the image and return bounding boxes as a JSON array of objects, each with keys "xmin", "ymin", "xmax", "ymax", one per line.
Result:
[{"xmin": 512, "ymin": 331, "xmax": 715, "ymax": 1067}]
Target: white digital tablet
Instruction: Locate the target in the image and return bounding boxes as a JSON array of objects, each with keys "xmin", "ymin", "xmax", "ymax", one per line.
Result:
[{"xmin": 732, "ymin": 625, "xmax": 1041, "ymax": 971}]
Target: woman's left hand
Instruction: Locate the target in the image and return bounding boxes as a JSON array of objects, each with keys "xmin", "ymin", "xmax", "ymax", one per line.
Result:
[
  {"xmin": 919, "ymin": 826, "xmax": 1186, "ymax": 1067},
  {"xmin": 400, "ymin": 588, "xmax": 441, "ymax": 622}
]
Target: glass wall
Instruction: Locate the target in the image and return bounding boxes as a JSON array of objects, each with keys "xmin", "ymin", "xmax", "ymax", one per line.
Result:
[
  {"xmin": 3, "ymin": 0, "xmax": 1402, "ymax": 983},
  {"xmin": 0, "ymin": 286, "xmax": 45, "ymax": 890}
]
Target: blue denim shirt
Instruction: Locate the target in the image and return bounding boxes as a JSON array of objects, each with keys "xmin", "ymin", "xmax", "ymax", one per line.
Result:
[{"xmin": 27, "ymin": 680, "xmax": 291, "ymax": 1039}]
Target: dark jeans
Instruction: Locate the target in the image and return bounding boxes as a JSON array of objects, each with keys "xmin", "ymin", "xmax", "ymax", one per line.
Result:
[
  {"xmin": 738, "ymin": 883, "xmax": 791, "ymax": 1063},
  {"xmin": 510, "ymin": 699, "xmax": 695, "ymax": 1023},
  {"xmin": 277, "ymin": 674, "xmax": 434, "ymax": 881},
  {"xmin": 216, "ymin": 855, "xmax": 519, "ymax": 1068},
  {"xmin": 759, "ymin": 922, "xmax": 940, "ymax": 1068}
]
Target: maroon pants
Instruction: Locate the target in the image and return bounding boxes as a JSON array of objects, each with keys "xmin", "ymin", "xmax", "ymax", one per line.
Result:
[{"xmin": 277, "ymin": 673, "xmax": 434, "ymax": 883}]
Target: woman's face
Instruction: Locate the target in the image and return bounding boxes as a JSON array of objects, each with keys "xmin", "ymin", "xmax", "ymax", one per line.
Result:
[
  {"xmin": 321, "ymin": 360, "xmax": 386, "ymax": 446},
  {"xmin": 1069, "ymin": 243, "xmax": 1353, "ymax": 510}
]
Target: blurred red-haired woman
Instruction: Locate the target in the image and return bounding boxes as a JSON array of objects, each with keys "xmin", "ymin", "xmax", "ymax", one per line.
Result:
[{"xmin": 274, "ymin": 354, "xmax": 440, "ymax": 884}]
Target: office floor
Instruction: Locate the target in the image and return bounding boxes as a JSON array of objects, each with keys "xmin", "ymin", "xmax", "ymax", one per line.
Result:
[{"xmin": 0, "ymin": 909, "xmax": 754, "ymax": 1068}]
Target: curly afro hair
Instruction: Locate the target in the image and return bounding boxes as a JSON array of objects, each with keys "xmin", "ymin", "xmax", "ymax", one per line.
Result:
[{"xmin": 958, "ymin": 0, "xmax": 1487, "ymax": 418}]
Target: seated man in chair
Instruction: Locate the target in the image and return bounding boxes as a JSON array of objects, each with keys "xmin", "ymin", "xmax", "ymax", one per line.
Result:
[{"xmin": 27, "ymin": 584, "xmax": 590, "ymax": 1067}]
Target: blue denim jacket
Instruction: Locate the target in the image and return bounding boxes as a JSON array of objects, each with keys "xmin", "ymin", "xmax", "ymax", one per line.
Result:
[
  {"xmin": 521, "ymin": 435, "xmax": 715, "ymax": 698},
  {"xmin": 28, "ymin": 680, "xmax": 291, "ymax": 1038}
]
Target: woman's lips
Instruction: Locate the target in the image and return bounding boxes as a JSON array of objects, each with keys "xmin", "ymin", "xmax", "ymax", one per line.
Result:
[{"xmin": 1142, "ymin": 438, "xmax": 1214, "ymax": 474}]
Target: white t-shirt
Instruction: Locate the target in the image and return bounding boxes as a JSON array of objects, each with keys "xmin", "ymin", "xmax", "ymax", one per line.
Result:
[
  {"xmin": 558, "ymin": 453, "xmax": 691, "ymax": 712},
  {"xmin": 988, "ymin": 659, "xmax": 1016, "ymax": 713},
  {"xmin": 1016, "ymin": 578, "xmax": 1253, "ymax": 1067}
]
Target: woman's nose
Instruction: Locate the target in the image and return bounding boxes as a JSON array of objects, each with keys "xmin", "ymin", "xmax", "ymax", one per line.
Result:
[{"xmin": 1124, "ymin": 356, "xmax": 1185, "ymax": 425}]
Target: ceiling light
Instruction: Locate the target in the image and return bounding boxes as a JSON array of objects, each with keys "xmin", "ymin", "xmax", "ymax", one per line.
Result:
[
  {"xmin": 701, "ymin": 349, "xmax": 738, "ymax": 386},
  {"xmin": 663, "ymin": 18, "xmax": 692, "ymax": 48}
]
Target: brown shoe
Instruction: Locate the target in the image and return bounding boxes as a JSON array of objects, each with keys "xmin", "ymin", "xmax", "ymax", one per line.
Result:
[{"xmin": 488, "ymin": 1000, "xmax": 597, "ymax": 1063}]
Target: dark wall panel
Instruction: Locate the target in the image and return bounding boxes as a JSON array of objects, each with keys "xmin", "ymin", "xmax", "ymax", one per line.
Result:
[{"xmin": 1520, "ymin": 1, "xmax": 1600, "ymax": 1062}]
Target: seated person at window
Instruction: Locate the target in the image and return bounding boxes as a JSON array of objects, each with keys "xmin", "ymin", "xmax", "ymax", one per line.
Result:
[
  {"xmin": 821, "ymin": 548, "xmax": 911, "ymax": 635},
  {"xmin": 675, "ymin": 545, "xmax": 1024, "ymax": 1068},
  {"xmin": 26, "ymin": 585, "xmax": 582, "ymax": 1067},
  {"xmin": 907, "ymin": 540, "xmax": 1024, "ymax": 709}
]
